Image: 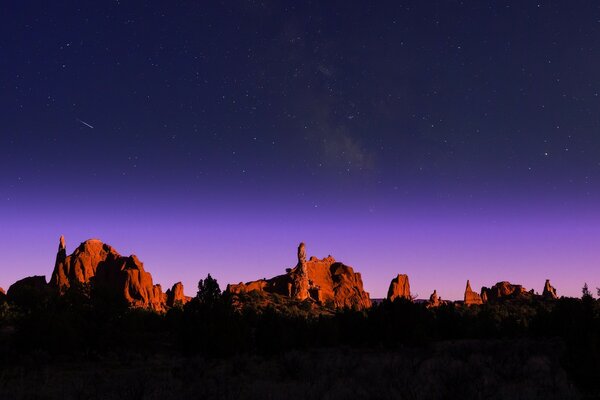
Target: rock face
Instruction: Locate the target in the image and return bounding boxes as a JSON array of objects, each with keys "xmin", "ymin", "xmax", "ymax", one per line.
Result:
[
  {"xmin": 297, "ymin": 242, "xmax": 307, "ymax": 265},
  {"xmin": 50, "ymin": 236, "xmax": 167, "ymax": 311},
  {"xmin": 387, "ymin": 274, "xmax": 411, "ymax": 302},
  {"xmin": 226, "ymin": 242, "xmax": 371, "ymax": 310},
  {"xmin": 481, "ymin": 281, "xmax": 532, "ymax": 302},
  {"xmin": 166, "ymin": 282, "xmax": 191, "ymax": 307},
  {"xmin": 51, "ymin": 237, "xmax": 111, "ymax": 292},
  {"xmin": 464, "ymin": 280, "xmax": 483, "ymax": 305},
  {"xmin": 542, "ymin": 279, "xmax": 558, "ymax": 299}
]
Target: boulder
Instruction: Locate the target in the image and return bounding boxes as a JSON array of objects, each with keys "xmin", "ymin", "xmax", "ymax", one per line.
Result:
[
  {"xmin": 226, "ymin": 242, "xmax": 371, "ymax": 310},
  {"xmin": 542, "ymin": 279, "xmax": 558, "ymax": 299},
  {"xmin": 166, "ymin": 282, "xmax": 191, "ymax": 307},
  {"xmin": 481, "ymin": 281, "xmax": 531, "ymax": 302},
  {"xmin": 464, "ymin": 280, "xmax": 483, "ymax": 305},
  {"xmin": 7, "ymin": 276, "xmax": 50, "ymax": 307},
  {"xmin": 387, "ymin": 274, "xmax": 411, "ymax": 301},
  {"xmin": 49, "ymin": 236, "xmax": 166, "ymax": 311}
]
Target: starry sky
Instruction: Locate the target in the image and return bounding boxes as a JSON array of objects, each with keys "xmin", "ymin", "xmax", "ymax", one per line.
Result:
[{"xmin": 1, "ymin": 1, "xmax": 600, "ymax": 300}]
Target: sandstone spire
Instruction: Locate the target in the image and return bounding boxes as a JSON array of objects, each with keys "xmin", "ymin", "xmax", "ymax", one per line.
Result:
[
  {"xmin": 292, "ymin": 242, "xmax": 310, "ymax": 300},
  {"xmin": 464, "ymin": 280, "xmax": 483, "ymax": 305},
  {"xmin": 59, "ymin": 235, "xmax": 66, "ymax": 252},
  {"xmin": 387, "ymin": 274, "xmax": 411, "ymax": 301},
  {"xmin": 297, "ymin": 242, "xmax": 307, "ymax": 265},
  {"xmin": 52, "ymin": 236, "xmax": 68, "ymax": 292},
  {"xmin": 427, "ymin": 289, "xmax": 441, "ymax": 308}
]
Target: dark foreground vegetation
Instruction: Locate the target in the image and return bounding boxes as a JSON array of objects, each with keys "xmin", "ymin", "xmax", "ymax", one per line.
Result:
[{"xmin": 1, "ymin": 276, "xmax": 600, "ymax": 399}]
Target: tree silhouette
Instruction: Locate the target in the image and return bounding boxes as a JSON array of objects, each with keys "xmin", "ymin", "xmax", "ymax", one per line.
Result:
[
  {"xmin": 582, "ymin": 283, "xmax": 593, "ymax": 299},
  {"xmin": 196, "ymin": 274, "xmax": 222, "ymax": 306}
]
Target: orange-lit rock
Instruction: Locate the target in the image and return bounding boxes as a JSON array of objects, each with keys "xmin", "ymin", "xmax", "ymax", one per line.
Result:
[
  {"xmin": 464, "ymin": 280, "xmax": 483, "ymax": 305},
  {"xmin": 542, "ymin": 279, "xmax": 558, "ymax": 299},
  {"xmin": 227, "ymin": 279, "xmax": 269, "ymax": 294},
  {"xmin": 226, "ymin": 242, "xmax": 371, "ymax": 310},
  {"xmin": 50, "ymin": 236, "xmax": 166, "ymax": 311},
  {"xmin": 481, "ymin": 281, "xmax": 532, "ymax": 302},
  {"xmin": 166, "ymin": 282, "xmax": 191, "ymax": 307},
  {"xmin": 50, "ymin": 237, "xmax": 111, "ymax": 292},
  {"xmin": 387, "ymin": 274, "xmax": 411, "ymax": 301}
]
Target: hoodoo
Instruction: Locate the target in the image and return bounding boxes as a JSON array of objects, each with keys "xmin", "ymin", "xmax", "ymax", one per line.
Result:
[
  {"xmin": 226, "ymin": 242, "xmax": 371, "ymax": 310},
  {"xmin": 542, "ymin": 279, "xmax": 558, "ymax": 299},
  {"xmin": 387, "ymin": 274, "xmax": 411, "ymax": 301}
]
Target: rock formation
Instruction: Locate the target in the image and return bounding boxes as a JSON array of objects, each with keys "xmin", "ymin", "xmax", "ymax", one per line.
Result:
[
  {"xmin": 226, "ymin": 242, "xmax": 371, "ymax": 310},
  {"xmin": 0, "ymin": 287, "xmax": 5, "ymax": 302},
  {"xmin": 464, "ymin": 280, "xmax": 483, "ymax": 305},
  {"xmin": 166, "ymin": 282, "xmax": 191, "ymax": 307},
  {"xmin": 427, "ymin": 289, "xmax": 441, "ymax": 308},
  {"xmin": 480, "ymin": 281, "xmax": 532, "ymax": 302},
  {"xmin": 291, "ymin": 243, "xmax": 310, "ymax": 301},
  {"xmin": 297, "ymin": 242, "xmax": 307, "ymax": 265},
  {"xmin": 49, "ymin": 236, "xmax": 167, "ymax": 311},
  {"xmin": 542, "ymin": 279, "xmax": 558, "ymax": 299},
  {"xmin": 51, "ymin": 237, "xmax": 110, "ymax": 292},
  {"xmin": 387, "ymin": 274, "xmax": 411, "ymax": 302}
]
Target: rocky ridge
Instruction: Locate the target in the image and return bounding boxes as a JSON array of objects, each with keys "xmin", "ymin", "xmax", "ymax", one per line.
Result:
[
  {"xmin": 7, "ymin": 236, "xmax": 189, "ymax": 312},
  {"xmin": 480, "ymin": 281, "xmax": 534, "ymax": 302},
  {"xmin": 226, "ymin": 242, "xmax": 371, "ymax": 310}
]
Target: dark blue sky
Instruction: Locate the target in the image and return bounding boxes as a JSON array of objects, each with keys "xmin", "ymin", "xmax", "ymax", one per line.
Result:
[{"xmin": 1, "ymin": 1, "xmax": 600, "ymax": 299}]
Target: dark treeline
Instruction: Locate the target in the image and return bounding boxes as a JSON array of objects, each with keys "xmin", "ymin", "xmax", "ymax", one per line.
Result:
[{"xmin": 1, "ymin": 275, "xmax": 600, "ymax": 397}]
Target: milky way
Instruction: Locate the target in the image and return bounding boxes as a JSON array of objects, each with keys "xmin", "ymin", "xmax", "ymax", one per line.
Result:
[{"xmin": 1, "ymin": 2, "xmax": 599, "ymax": 299}]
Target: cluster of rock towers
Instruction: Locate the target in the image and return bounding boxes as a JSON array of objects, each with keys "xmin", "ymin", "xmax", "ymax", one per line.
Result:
[{"xmin": 2, "ymin": 237, "xmax": 562, "ymax": 312}]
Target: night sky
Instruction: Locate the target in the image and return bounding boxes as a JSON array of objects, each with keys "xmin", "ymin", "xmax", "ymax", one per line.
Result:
[{"xmin": 2, "ymin": 1, "xmax": 600, "ymax": 300}]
